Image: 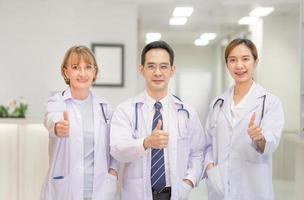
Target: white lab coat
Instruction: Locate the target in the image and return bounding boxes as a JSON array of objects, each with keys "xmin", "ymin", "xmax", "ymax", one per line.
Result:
[
  {"xmin": 110, "ymin": 92, "xmax": 206, "ymax": 200},
  {"xmin": 204, "ymin": 84, "xmax": 284, "ymax": 200},
  {"xmin": 40, "ymin": 88, "xmax": 119, "ymax": 200}
]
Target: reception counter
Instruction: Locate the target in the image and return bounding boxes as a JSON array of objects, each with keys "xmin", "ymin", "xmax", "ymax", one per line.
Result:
[{"xmin": 0, "ymin": 119, "xmax": 49, "ymax": 200}]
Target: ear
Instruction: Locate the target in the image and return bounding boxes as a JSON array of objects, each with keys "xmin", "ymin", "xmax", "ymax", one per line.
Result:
[
  {"xmin": 254, "ymin": 58, "xmax": 259, "ymax": 68},
  {"xmin": 138, "ymin": 65, "xmax": 144, "ymax": 75},
  {"xmin": 170, "ymin": 65, "xmax": 176, "ymax": 76},
  {"xmin": 63, "ymin": 67, "xmax": 69, "ymax": 79}
]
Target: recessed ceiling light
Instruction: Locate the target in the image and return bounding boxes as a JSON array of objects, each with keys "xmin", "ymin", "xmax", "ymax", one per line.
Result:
[
  {"xmin": 238, "ymin": 16, "xmax": 259, "ymax": 25},
  {"xmin": 194, "ymin": 38, "xmax": 209, "ymax": 46},
  {"xmin": 173, "ymin": 7, "xmax": 194, "ymax": 17},
  {"xmin": 169, "ymin": 17, "xmax": 188, "ymax": 25},
  {"xmin": 250, "ymin": 7, "xmax": 274, "ymax": 17},
  {"xmin": 145, "ymin": 32, "xmax": 161, "ymax": 44},
  {"xmin": 200, "ymin": 33, "xmax": 217, "ymax": 40}
]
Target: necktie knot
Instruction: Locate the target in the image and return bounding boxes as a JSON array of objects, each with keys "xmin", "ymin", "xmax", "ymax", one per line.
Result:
[{"xmin": 154, "ymin": 101, "xmax": 162, "ymax": 111}]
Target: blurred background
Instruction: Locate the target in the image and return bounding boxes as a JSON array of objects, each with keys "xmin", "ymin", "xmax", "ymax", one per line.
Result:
[{"xmin": 0, "ymin": 0, "xmax": 303, "ymax": 199}]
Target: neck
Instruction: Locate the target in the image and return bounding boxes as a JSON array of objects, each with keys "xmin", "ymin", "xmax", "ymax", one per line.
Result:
[
  {"xmin": 70, "ymin": 87, "xmax": 90, "ymax": 100},
  {"xmin": 234, "ymin": 79, "xmax": 253, "ymax": 97},
  {"xmin": 146, "ymin": 88, "xmax": 168, "ymax": 101}
]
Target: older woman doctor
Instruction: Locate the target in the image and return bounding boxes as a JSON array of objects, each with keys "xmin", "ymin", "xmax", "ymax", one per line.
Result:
[
  {"xmin": 40, "ymin": 46, "xmax": 119, "ymax": 200},
  {"xmin": 204, "ymin": 38, "xmax": 284, "ymax": 200}
]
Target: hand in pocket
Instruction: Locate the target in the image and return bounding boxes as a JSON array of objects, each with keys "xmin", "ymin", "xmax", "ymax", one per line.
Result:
[{"xmin": 206, "ymin": 165, "xmax": 224, "ymax": 197}]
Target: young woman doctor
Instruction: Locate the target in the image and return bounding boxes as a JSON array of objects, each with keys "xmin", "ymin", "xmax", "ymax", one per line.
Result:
[
  {"xmin": 204, "ymin": 38, "xmax": 284, "ymax": 200},
  {"xmin": 40, "ymin": 46, "xmax": 119, "ymax": 200}
]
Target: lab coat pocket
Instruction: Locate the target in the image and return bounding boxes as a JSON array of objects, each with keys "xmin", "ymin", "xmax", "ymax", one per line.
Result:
[
  {"xmin": 242, "ymin": 143, "xmax": 268, "ymax": 163},
  {"xmin": 177, "ymin": 127, "xmax": 190, "ymax": 169},
  {"xmin": 178, "ymin": 180, "xmax": 192, "ymax": 200},
  {"xmin": 49, "ymin": 175, "xmax": 70, "ymax": 200},
  {"xmin": 121, "ymin": 178, "xmax": 144, "ymax": 200},
  {"xmin": 103, "ymin": 173, "xmax": 118, "ymax": 200},
  {"xmin": 178, "ymin": 121, "xmax": 190, "ymax": 147},
  {"xmin": 206, "ymin": 166, "xmax": 224, "ymax": 199}
]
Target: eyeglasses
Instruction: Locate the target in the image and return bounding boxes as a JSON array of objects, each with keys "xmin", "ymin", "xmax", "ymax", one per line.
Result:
[
  {"xmin": 67, "ymin": 64, "xmax": 96, "ymax": 73},
  {"xmin": 145, "ymin": 64, "xmax": 172, "ymax": 72}
]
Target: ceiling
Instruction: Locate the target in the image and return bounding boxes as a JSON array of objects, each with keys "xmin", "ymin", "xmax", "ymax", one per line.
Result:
[{"xmin": 105, "ymin": 0, "xmax": 300, "ymax": 45}]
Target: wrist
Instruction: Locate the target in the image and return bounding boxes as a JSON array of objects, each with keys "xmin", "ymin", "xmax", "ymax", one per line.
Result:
[
  {"xmin": 143, "ymin": 137, "xmax": 150, "ymax": 150},
  {"xmin": 207, "ymin": 163, "xmax": 214, "ymax": 170},
  {"xmin": 108, "ymin": 168, "xmax": 118, "ymax": 179}
]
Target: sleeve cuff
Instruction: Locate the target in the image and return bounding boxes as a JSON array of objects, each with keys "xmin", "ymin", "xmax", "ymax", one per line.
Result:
[{"xmin": 184, "ymin": 175, "xmax": 196, "ymax": 187}]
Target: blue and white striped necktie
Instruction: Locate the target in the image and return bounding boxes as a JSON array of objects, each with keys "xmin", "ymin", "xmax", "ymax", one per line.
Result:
[{"xmin": 151, "ymin": 101, "xmax": 166, "ymax": 193}]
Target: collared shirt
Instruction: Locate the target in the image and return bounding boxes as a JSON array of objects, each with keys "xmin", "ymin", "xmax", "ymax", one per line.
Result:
[{"xmin": 144, "ymin": 91, "xmax": 171, "ymax": 187}]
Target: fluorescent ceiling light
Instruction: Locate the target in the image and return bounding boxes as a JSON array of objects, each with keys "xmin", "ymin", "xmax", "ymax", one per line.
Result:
[
  {"xmin": 238, "ymin": 16, "xmax": 259, "ymax": 25},
  {"xmin": 173, "ymin": 7, "xmax": 194, "ymax": 17},
  {"xmin": 250, "ymin": 7, "xmax": 274, "ymax": 17},
  {"xmin": 194, "ymin": 38, "xmax": 209, "ymax": 46},
  {"xmin": 200, "ymin": 33, "xmax": 217, "ymax": 40},
  {"xmin": 145, "ymin": 32, "xmax": 161, "ymax": 42},
  {"xmin": 169, "ymin": 17, "xmax": 187, "ymax": 25}
]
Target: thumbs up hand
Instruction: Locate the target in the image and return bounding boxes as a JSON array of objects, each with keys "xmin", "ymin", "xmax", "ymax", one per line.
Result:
[
  {"xmin": 247, "ymin": 112, "xmax": 264, "ymax": 143},
  {"xmin": 54, "ymin": 111, "xmax": 69, "ymax": 138},
  {"xmin": 143, "ymin": 120, "xmax": 169, "ymax": 150}
]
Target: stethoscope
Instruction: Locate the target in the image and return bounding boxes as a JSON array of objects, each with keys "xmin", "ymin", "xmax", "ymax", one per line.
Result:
[
  {"xmin": 211, "ymin": 94, "xmax": 266, "ymax": 127},
  {"xmin": 134, "ymin": 98, "xmax": 190, "ymax": 131},
  {"xmin": 61, "ymin": 90, "xmax": 109, "ymax": 124}
]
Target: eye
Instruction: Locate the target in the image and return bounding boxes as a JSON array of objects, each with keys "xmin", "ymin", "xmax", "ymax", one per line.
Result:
[
  {"xmin": 160, "ymin": 65, "xmax": 169, "ymax": 70},
  {"xmin": 228, "ymin": 58, "xmax": 236, "ymax": 63},
  {"xmin": 71, "ymin": 65, "xmax": 78, "ymax": 70},
  {"xmin": 86, "ymin": 65, "xmax": 93, "ymax": 70},
  {"xmin": 147, "ymin": 64, "xmax": 155, "ymax": 70}
]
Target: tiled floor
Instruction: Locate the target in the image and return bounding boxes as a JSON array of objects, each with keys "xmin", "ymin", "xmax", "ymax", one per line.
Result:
[{"xmin": 189, "ymin": 179, "xmax": 295, "ymax": 200}]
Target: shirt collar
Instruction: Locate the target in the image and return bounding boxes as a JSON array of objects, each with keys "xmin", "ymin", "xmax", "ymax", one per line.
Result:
[
  {"xmin": 144, "ymin": 91, "xmax": 169, "ymax": 112},
  {"xmin": 231, "ymin": 81, "xmax": 256, "ymax": 108}
]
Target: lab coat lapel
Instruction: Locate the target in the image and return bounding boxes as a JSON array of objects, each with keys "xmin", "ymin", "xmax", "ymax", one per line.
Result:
[
  {"xmin": 92, "ymin": 94, "xmax": 102, "ymax": 148},
  {"xmin": 132, "ymin": 93, "xmax": 150, "ymax": 137},
  {"xmin": 168, "ymin": 96, "xmax": 178, "ymax": 197},
  {"xmin": 221, "ymin": 88, "xmax": 234, "ymax": 128}
]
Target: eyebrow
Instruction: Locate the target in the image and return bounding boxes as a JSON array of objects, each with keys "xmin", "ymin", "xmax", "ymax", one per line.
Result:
[
  {"xmin": 228, "ymin": 55, "xmax": 251, "ymax": 58},
  {"xmin": 146, "ymin": 62, "xmax": 170, "ymax": 65}
]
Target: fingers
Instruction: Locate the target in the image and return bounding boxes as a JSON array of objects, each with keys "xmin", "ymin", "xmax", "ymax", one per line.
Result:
[
  {"xmin": 147, "ymin": 132, "xmax": 169, "ymax": 149},
  {"xmin": 248, "ymin": 126, "xmax": 263, "ymax": 141},
  {"xmin": 63, "ymin": 111, "xmax": 69, "ymax": 121},
  {"xmin": 55, "ymin": 111, "xmax": 69, "ymax": 138},
  {"xmin": 248, "ymin": 112, "xmax": 256, "ymax": 128},
  {"xmin": 155, "ymin": 120, "xmax": 162, "ymax": 131}
]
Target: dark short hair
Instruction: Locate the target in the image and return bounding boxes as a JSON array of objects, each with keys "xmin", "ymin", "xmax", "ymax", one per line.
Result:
[
  {"xmin": 224, "ymin": 38, "xmax": 258, "ymax": 63},
  {"xmin": 141, "ymin": 40, "xmax": 174, "ymax": 66}
]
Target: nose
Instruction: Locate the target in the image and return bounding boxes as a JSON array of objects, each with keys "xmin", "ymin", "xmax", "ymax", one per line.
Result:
[
  {"xmin": 235, "ymin": 60, "xmax": 243, "ymax": 69},
  {"xmin": 78, "ymin": 67, "xmax": 87, "ymax": 76},
  {"xmin": 153, "ymin": 66, "xmax": 162, "ymax": 76}
]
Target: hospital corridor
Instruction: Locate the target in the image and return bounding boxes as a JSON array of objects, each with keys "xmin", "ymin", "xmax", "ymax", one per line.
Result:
[{"xmin": 0, "ymin": 0, "xmax": 303, "ymax": 199}]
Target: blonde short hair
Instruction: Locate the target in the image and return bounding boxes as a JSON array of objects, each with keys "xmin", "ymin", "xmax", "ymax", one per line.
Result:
[{"xmin": 61, "ymin": 45, "xmax": 98, "ymax": 85}]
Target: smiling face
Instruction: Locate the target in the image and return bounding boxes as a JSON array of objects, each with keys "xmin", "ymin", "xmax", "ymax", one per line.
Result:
[
  {"xmin": 63, "ymin": 53, "xmax": 96, "ymax": 91},
  {"xmin": 61, "ymin": 46, "xmax": 98, "ymax": 93},
  {"xmin": 139, "ymin": 48, "xmax": 175, "ymax": 98},
  {"xmin": 226, "ymin": 43, "xmax": 258, "ymax": 85},
  {"xmin": 63, "ymin": 56, "xmax": 96, "ymax": 91}
]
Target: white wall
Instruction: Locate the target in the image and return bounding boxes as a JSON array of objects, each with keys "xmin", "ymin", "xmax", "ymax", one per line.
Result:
[
  {"xmin": 173, "ymin": 44, "xmax": 217, "ymax": 122},
  {"xmin": 0, "ymin": 0, "xmax": 138, "ymax": 119},
  {"xmin": 258, "ymin": 13, "xmax": 300, "ymax": 132}
]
